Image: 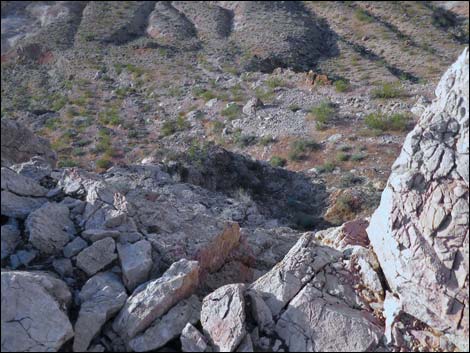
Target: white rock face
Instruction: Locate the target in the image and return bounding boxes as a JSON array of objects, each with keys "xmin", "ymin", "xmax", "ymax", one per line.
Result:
[
  {"xmin": 367, "ymin": 48, "xmax": 469, "ymax": 350},
  {"xmin": 1, "ymin": 271, "xmax": 74, "ymax": 352},
  {"xmin": 113, "ymin": 259, "xmax": 200, "ymax": 341},
  {"xmin": 201, "ymin": 283, "xmax": 247, "ymax": 352}
]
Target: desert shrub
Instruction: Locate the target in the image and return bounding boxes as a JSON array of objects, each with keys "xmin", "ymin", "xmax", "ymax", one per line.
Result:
[
  {"xmin": 350, "ymin": 153, "xmax": 367, "ymax": 161},
  {"xmin": 269, "ymin": 156, "xmax": 286, "ymax": 167},
  {"xmin": 221, "ymin": 104, "xmax": 241, "ymax": 120},
  {"xmin": 371, "ymin": 82, "xmax": 405, "ymax": 98},
  {"xmin": 336, "ymin": 152, "xmax": 351, "ymax": 162},
  {"xmin": 234, "ymin": 134, "xmax": 257, "ymax": 148},
  {"xmin": 288, "ymin": 139, "xmax": 320, "ymax": 161},
  {"xmin": 58, "ymin": 159, "xmax": 78, "ymax": 168},
  {"xmin": 96, "ymin": 157, "xmax": 113, "ymax": 170},
  {"xmin": 211, "ymin": 120, "xmax": 225, "ymax": 134},
  {"xmin": 334, "ymin": 79, "xmax": 350, "ymax": 93},
  {"xmin": 340, "ymin": 172, "xmax": 365, "ymax": 187},
  {"xmin": 265, "ymin": 77, "xmax": 286, "ymax": 88},
  {"xmin": 309, "ymin": 101, "xmax": 335, "ymax": 130},
  {"xmin": 365, "ymin": 112, "xmax": 409, "ymax": 131},
  {"xmin": 51, "ymin": 96, "xmax": 68, "ymax": 111},
  {"xmin": 317, "ymin": 161, "xmax": 336, "ymax": 173},
  {"xmin": 259, "ymin": 135, "xmax": 276, "ymax": 146},
  {"xmin": 254, "ymin": 87, "xmax": 275, "ymax": 101},
  {"xmin": 288, "ymin": 104, "xmax": 301, "ymax": 112},
  {"xmin": 355, "ymin": 8, "xmax": 374, "ymax": 23}
]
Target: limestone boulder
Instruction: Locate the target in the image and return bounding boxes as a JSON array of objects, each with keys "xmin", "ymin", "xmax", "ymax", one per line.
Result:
[{"xmin": 1, "ymin": 271, "xmax": 73, "ymax": 352}]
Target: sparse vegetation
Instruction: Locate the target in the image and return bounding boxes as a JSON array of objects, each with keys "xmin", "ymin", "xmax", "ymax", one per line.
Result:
[
  {"xmin": 288, "ymin": 139, "xmax": 320, "ymax": 161},
  {"xmin": 309, "ymin": 101, "xmax": 335, "ymax": 130},
  {"xmin": 221, "ymin": 104, "xmax": 242, "ymax": 120},
  {"xmin": 371, "ymin": 82, "xmax": 405, "ymax": 99},
  {"xmin": 334, "ymin": 79, "xmax": 350, "ymax": 93},
  {"xmin": 269, "ymin": 156, "xmax": 286, "ymax": 167},
  {"xmin": 365, "ymin": 112, "xmax": 409, "ymax": 132}
]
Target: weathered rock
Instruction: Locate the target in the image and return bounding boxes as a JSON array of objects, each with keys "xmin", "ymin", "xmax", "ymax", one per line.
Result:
[
  {"xmin": 236, "ymin": 334, "xmax": 254, "ymax": 352},
  {"xmin": 275, "ymin": 283, "xmax": 382, "ymax": 352},
  {"xmin": 10, "ymin": 157, "xmax": 52, "ymax": 182},
  {"xmin": 1, "ymin": 222, "xmax": 20, "ymax": 260},
  {"xmin": 1, "ymin": 118, "xmax": 57, "ymax": 167},
  {"xmin": 1, "ymin": 167, "xmax": 48, "ymax": 196},
  {"xmin": 10, "ymin": 249, "xmax": 37, "ymax": 269},
  {"xmin": 1, "ymin": 271, "xmax": 73, "ymax": 352},
  {"xmin": 242, "ymin": 97, "xmax": 264, "ymax": 115},
  {"xmin": 180, "ymin": 323, "xmax": 208, "ymax": 352},
  {"xmin": 128, "ymin": 295, "xmax": 201, "ymax": 351},
  {"xmin": 113, "ymin": 259, "xmax": 200, "ymax": 340},
  {"xmin": 117, "ymin": 239, "xmax": 153, "ymax": 291},
  {"xmin": 367, "ymin": 48, "xmax": 469, "ymax": 350},
  {"xmin": 73, "ymin": 272, "xmax": 128, "ymax": 352},
  {"xmin": 26, "ymin": 202, "xmax": 76, "ymax": 255},
  {"xmin": 82, "ymin": 228, "xmax": 121, "ymax": 242},
  {"xmin": 76, "ymin": 237, "xmax": 117, "ymax": 276},
  {"xmin": 246, "ymin": 290, "xmax": 274, "ymax": 335},
  {"xmin": 201, "ymin": 284, "xmax": 246, "ymax": 352},
  {"xmin": 1, "ymin": 190, "xmax": 47, "ymax": 219},
  {"xmin": 53, "ymin": 258, "xmax": 74, "ymax": 277},
  {"xmin": 63, "ymin": 236, "xmax": 88, "ymax": 258}
]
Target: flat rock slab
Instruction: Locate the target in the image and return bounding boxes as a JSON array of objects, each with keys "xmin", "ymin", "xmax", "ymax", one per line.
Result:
[
  {"xmin": 76, "ymin": 237, "xmax": 117, "ymax": 276},
  {"xmin": 117, "ymin": 239, "xmax": 153, "ymax": 291},
  {"xmin": 128, "ymin": 295, "xmax": 201, "ymax": 352},
  {"xmin": 1, "ymin": 271, "xmax": 73, "ymax": 352},
  {"xmin": 113, "ymin": 259, "xmax": 199, "ymax": 340},
  {"xmin": 1, "ymin": 190, "xmax": 47, "ymax": 219},
  {"xmin": 73, "ymin": 272, "xmax": 128, "ymax": 352},
  {"xmin": 201, "ymin": 283, "xmax": 246, "ymax": 352},
  {"xmin": 180, "ymin": 323, "xmax": 208, "ymax": 352},
  {"xmin": 1, "ymin": 167, "xmax": 48, "ymax": 196},
  {"xmin": 26, "ymin": 202, "xmax": 76, "ymax": 255}
]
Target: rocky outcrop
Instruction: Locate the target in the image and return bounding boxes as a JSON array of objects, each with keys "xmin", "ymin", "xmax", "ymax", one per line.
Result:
[
  {"xmin": 73, "ymin": 272, "xmax": 128, "ymax": 352},
  {"xmin": 26, "ymin": 203, "xmax": 76, "ymax": 255},
  {"xmin": 117, "ymin": 239, "xmax": 153, "ymax": 291},
  {"xmin": 1, "ymin": 271, "xmax": 73, "ymax": 352},
  {"xmin": 367, "ymin": 48, "xmax": 469, "ymax": 350},
  {"xmin": 180, "ymin": 323, "xmax": 208, "ymax": 352},
  {"xmin": 75, "ymin": 237, "xmax": 117, "ymax": 276},
  {"xmin": 1, "ymin": 118, "xmax": 56, "ymax": 167},
  {"xmin": 201, "ymin": 284, "xmax": 247, "ymax": 352},
  {"xmin": 113, "ymin": 259, "xmax": 200, "ymax": 341}
]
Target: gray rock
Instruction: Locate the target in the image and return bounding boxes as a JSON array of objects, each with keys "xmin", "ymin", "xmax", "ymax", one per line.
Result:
[
  {"xmin": 113, "ymin": 259, "xmax": 200, "ymax": 340},
  {"xmin": 236, "ymin": 334, "xmax": 254, "ymax": 352},
  {"xmin": 1, "ymin": 167, "xmax": 48, "ymax": 196},
  {"xmin": 26, "ymin": 203, "xmax": 76, "ymax": 255},
  {"xmin": 117, "ymin": 239, "xmax": 153, "ymax": 291},
  {"xmin": 180, "ymin": 323, "xmax": 208, "ymax": 352},
  {"xmin": 73, "ymin": 272, "xmax": 128, "ymax": 352},
  {"xmin": 1, "ymin": 271, "xmax": 73, "ymax": 352},
  {"xmin": 10, "ymin": 157, "xmax": 52, "ymax": 182},
  {"xmin": 367, "ymin": 47, "xmax": 469, "ymax": 351},
  {"xmin": 82, "ymin": 228, "xmax": 121, "ymax": 242},
  {"xmin": 128, "ymin": 295, "xmax": 201, "ymax": 351},
  {"xmin": 63, "ymin": 236, "xmax": 88, "ymax": 258},
  {"xmin": 1, "ymin": 190, "xmax": 47, "ymax": 219},
  {"xmin": 1, "ymin": 118, "xmax": 57, "ymax": 167},
  {"xmin": 243, "ymin": 97, "xmax": 263, "ymax": 115},
  {"xmin": 1, "ymin": 223, "xmax": 21, "ymax": 260},
  {"xmin": 201, "ymin": 283, "xmax": 246, "ymax": 352},
  {"xmin": 53, "ymin": 258, "xmax": 74, "ymax": 277},
  {"xmin": 10, "ymin": 249, "xmax": 37, "ymax": 269},
  {"xmin": 76, "ymin": 237, "xmax": 117, "ymax": 276}
]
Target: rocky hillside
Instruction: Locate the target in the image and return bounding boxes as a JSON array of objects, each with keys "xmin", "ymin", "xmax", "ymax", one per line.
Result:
[
  {"xmin": 1, "ymin": 2, "xmax": 468, "ymax": 230},
  {"xmin": 1, "ymin": 1, "xmax": 469, "ymax": 352},
  {"xmin": 1, "ymin": 44, "xmax": 469, "ymax": 352}
]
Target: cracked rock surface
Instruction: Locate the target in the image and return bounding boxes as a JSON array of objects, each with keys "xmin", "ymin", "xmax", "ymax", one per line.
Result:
[{"xmin": 368, "ymin": 48, "xmax": 469, "ymax": 351}]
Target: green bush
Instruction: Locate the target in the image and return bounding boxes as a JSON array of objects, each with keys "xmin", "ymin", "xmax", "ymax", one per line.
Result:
[
  {"xmin": 340, "ymin": 172, "xmax": 364, "ymax": 187},
  {"xmin": 365, "ymin": 112, "xmax": 409, "ymax": 132},
  {"xmin": 288, "ymin": 139, "xmax": 320, "ymax": 161},
  {"xmin": 58, "ymin": 159, "xmax": 78, "ymax": 168},
  {"xmin": 336, "ymin": 152, "xmax": 351, "ymax": 162},
  {"xmin": 317, "ymin": 161, "xmax": 336, "ymax": 173},
  {"xmin": 309, "ymin": 101, "xmax": 335, "ymax": 130},
  {"xmin": 355, "ymin": 8, "xmax": 374, "ymax": 23},
  {"xmin": 259, "ymin": 135, "xmax": 276, "ymax": 146},
  {"xmin": 334, "ymin": 79, "xmax": 350, "ymax": 93},
  {"xmin": 269, "ymin": 156, "xmax": 286, "ymax": 167},
  {"xmin": 265, "ymin": 77, "xmax": 286, "ymax": 88},
  {"xmin": 371, "ymin": 82, "xmax": 405, "ymax": 99},
  {"xmin": 221, "ymin": 104, "xmax": 241, "ymax": 120},
  {"xmin": 96, "ymin": 157, "xmax": 113, "ymax": 170},
  {"xmin": 350, "ymin": 153, "xmax": 367, "ymax": 161}
]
